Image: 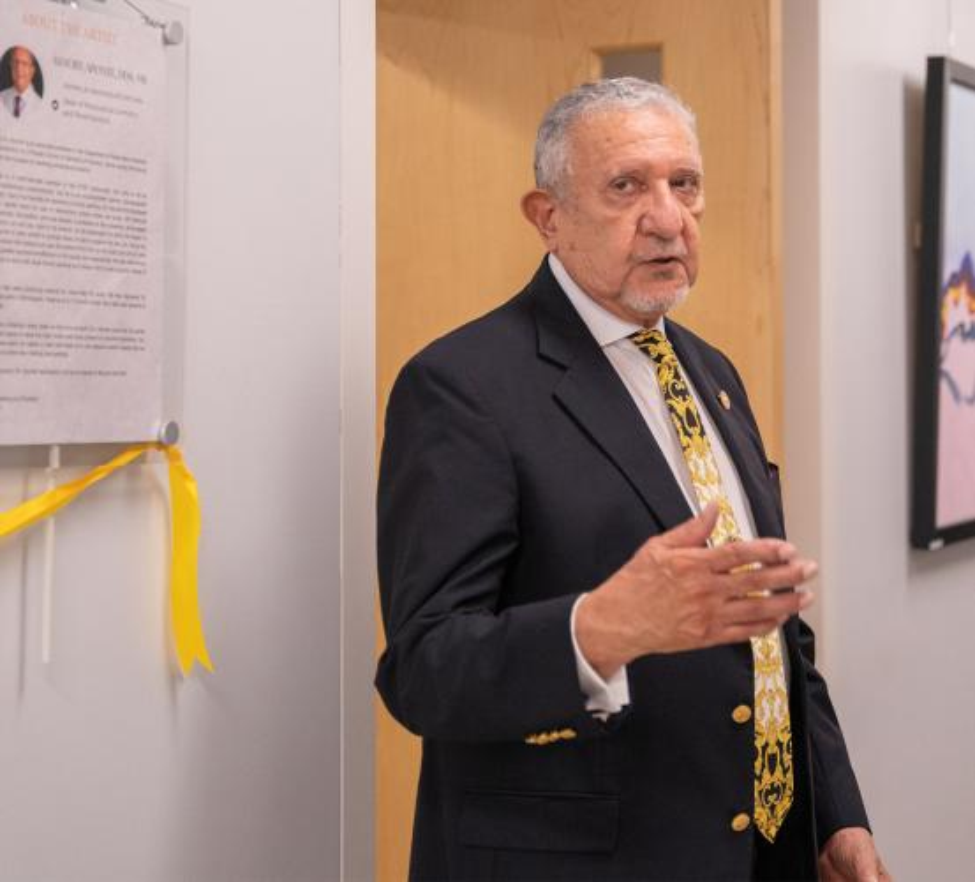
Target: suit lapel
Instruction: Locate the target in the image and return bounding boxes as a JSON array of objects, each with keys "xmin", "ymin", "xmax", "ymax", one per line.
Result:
[
  {"xmin": 528, "ymin": 261, "xmax": 782, "ymax": 538},
  {"xmin": 666, "ymin": 321, "xmax": 783, "ymax": 540},
  {"xmin": 529, "ymin": 263, "xmax": 694, "ymax": 532}
]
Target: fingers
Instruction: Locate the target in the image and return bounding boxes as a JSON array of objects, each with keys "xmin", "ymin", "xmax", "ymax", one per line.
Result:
[
  {"xmin": 655, "ymin": 502, "xmax": 719, "ymax": 550},
  {"xmin": 643, "ymin": 516, "xmax": 819, "ymax": 603},
  {"xmin": 860, "ymin": 849, "xmax": 888, "ymax": 882},
  {"xmin": 651, "ymin": 509, "xmax": 806, "ymax": 581},
  {"xmin": 705, "ymin": 536, "xmax": 799, "ymax": 573},
  {"xmin": 723, "ymin": 557, "xmax": 819, "ymax": 596},
  {"xmin": 623, "ymin": 514, "xmax": 819, "ymax": 653},
  {"xmin": 724, "ymin": 589, "xmax": 814, "ymax": 629}
]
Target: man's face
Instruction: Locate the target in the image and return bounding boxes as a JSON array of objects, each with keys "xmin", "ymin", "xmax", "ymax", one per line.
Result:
[
  {"xmin": 529, "ymin": 107, "xmax": 705, "ymax": 325},
  {"xmin": 10, "ymin": 47, "xmax": 35, "ymax": 94}
]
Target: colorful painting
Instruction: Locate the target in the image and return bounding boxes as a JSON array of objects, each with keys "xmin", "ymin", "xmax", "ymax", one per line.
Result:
[
  {"xmin": 936, "ymin": 253, "xmax": 975, "ymax": 528},
  {"xmin": 912, "ymin": 57, "xmax": 975, "ymax": 547}
]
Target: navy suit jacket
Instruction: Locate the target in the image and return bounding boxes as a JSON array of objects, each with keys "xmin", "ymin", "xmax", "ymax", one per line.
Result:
[{"xmin": 376, "ymin": 261, "xmax": 868, "ymax": 880}]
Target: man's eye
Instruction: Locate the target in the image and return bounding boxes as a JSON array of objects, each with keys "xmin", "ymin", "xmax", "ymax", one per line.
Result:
[
  {"xmin": 610, "ymin": 177, "xmax": 638, "ymax": 193},
  {"xmin": 672, "ymin": 175, "xmax": 701, "ymax": 195}
]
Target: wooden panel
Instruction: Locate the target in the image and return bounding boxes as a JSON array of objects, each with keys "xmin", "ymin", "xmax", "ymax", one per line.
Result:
[{"xmin": 377, "ymin": 2, "xmax": 781, "ymax": 877}]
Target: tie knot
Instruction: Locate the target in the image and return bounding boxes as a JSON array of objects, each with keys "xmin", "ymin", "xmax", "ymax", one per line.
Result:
[{"xmin": 629, "ymin": 328, "xmax": 673, "ymax": 364}]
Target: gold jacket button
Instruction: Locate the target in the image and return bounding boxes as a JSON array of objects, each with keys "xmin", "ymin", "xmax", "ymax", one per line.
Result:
[
  {"xmin": 731, "ymin": 813, "xmax": 751, "ymax": 833},
  {"xmin": 524, "ymin": 727, "xmax": 578, "ymax": 746},
  {"xmin": 732, "ymin": 704, "xmax": 752, "ymax": 724}
]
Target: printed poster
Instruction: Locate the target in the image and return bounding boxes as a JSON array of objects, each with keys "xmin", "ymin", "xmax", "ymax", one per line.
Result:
[{"xmin": 0, "ymin": 0, "xmax": 166, "ymax": 443}]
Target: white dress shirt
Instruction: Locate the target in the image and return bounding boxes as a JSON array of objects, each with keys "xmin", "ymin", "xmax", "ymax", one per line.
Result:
[
  {"xmin": 548, "ymin": 254, "xmax": 762, "ymax": 719},
  {"xmin": 1, "ymin": 85, "xmax": 40, "ymax": 119}
]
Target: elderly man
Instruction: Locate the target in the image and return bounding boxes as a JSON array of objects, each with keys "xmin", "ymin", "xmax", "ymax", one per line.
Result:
[
  {"xmin": 377, "ymin": 78, "xmax": 889, "ymax": 881},
  {"xmin": 1, "ymin": 46, "xmax": 40, "ymax": 119}
]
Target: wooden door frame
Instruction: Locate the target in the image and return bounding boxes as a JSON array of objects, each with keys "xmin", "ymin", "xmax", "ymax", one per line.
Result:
[{"xmin": 339, "ymin": 1, "xmax": 376, "ymax": 880}]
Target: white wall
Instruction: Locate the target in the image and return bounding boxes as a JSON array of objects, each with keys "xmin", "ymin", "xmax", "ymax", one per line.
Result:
[
  {"xmin": 0, "ymin": 0, "xmax": 374, "ymax": 879},
  {"xmin": 784, "ymin": 2, "xmax": 975, "ymax": 878}
]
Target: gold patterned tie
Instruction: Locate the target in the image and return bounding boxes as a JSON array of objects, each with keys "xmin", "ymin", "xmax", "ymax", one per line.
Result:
[{"xmin": 630, "ymin": 328, "xmax": 793, "ymax": 842}]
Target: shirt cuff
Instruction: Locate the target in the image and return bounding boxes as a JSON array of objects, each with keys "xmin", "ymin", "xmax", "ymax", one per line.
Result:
[{"xmin": 570, "ymin": 594, "xmax": 630, "ymax": 721}]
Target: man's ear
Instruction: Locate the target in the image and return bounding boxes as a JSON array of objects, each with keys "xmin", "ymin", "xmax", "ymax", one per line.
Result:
[{"xmin": 521, "ymin": 189, "xmax": 560, "ymax": 249}]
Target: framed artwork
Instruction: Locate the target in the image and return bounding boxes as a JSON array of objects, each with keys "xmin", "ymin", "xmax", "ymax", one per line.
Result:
[{"xmin": 912, "ymin": 56, "xmax": 975, "ymax": 549}]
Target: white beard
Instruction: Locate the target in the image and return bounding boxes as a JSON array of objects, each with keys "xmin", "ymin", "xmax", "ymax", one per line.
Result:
[{"xmin": 620, "ymin": 283, "xmax": 690, "ymax": 318}]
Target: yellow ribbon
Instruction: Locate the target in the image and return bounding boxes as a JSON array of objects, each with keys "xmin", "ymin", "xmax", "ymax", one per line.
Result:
[{"xmin": 0, "ymin": 443, "xmax": 213, "ymax": 675}]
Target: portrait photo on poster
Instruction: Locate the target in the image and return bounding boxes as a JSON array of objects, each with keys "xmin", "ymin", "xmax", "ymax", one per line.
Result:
[
  {"xmin": 0, "ymin": 44, "xmax": 45, "ymax": 118},
  {"xmin": 912, "ymin": 55, "xmax": 975, "ymax": 549}
]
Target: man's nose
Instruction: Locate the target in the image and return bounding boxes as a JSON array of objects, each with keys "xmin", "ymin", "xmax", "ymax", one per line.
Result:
[{"xmin": 637, "ymin": 187, "xmax": 683, "ymax": 240}]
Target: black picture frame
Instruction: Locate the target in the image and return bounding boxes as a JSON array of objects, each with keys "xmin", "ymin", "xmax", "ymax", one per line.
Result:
[{"xmin": 911, "ymin": 56, "xmax": 975, "ymax": 549}]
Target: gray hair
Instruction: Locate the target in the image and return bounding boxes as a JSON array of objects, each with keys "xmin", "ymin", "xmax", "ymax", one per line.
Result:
[{"xmin": 533, "ymin": 77, "xmax": 697, "ymax": 196}]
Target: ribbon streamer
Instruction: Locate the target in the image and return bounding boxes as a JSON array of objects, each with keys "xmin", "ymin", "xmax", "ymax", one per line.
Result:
[{"xmin": 0, "ymin": 444, "xmax": 213, "ymax": 675}]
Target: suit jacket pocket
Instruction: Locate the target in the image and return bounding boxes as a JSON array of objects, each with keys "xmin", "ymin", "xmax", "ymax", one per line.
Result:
[{"xmin": 459, "ymin": 789, "xmax": 619, "ymax": 854}]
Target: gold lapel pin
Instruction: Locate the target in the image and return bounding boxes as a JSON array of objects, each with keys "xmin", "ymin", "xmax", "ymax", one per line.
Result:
[{"xmin": 718, "ymin": 390, "xmax": 732, "ymax": 411}]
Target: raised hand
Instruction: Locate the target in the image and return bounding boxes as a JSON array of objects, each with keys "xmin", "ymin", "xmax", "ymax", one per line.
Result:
[{"xmin": 575, "ymin": 503, "xmax": 817, "ymax": 678}]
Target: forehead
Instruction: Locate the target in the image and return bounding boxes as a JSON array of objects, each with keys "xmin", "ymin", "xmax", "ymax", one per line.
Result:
[
  {"xmin": 567, "ymin": 107, "xmax": 701, "ymax": 174},
  {"xmin": 11, "ymin": 48, "xmax": 33, "ymax": 63}
]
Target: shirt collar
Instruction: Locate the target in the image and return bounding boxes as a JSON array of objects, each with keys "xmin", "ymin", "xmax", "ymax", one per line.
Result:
[{"xmin": 547, "ymin": 253, "xmax": 664, "ymax": 348}]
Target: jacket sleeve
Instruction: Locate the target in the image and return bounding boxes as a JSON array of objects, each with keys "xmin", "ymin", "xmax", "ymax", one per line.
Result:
[
  {"xmin": 796, "ymin": 618, "xmax": 872, "ymax": 849},
  {"xmin": 375, "ymin": 351, "xmax": 619, "ymax": 743}
]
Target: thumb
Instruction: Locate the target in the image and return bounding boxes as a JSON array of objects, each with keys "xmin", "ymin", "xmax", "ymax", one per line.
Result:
[
  {"xmin": 860, "ymin": 855, "xmax": 881, "ymax": 882},
  {"xmin": 656, "ymin": 502, "xmax": 719, "ymax": 550}
]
